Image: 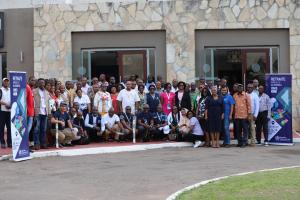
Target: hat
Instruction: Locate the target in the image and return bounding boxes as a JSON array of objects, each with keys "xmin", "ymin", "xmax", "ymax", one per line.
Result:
[
  {"xmin": 2, "ymin": 78, "xmax": 9, "ymax": 81},
  {"xmin": 60, "ymin": 101, "xmax": 68, "ymax": 106}
]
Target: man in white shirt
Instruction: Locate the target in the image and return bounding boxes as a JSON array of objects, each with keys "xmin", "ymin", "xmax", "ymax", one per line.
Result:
[
  {"xmin": 0, "ymin": 78, "xmax": 11, "ymax": 148},
  {"xmin": 102, "ymin": 108, "xmax": 124, "ymax": 141},
  {"xmin": 80, "ymin": 76, "xmax": 91, "ymax": 95},
  {"xmin": 247, "ymin": 83, "xmax": 259, "ymax": 146},
  {"xmin": 117, "ymin": 81, "xmax": 140, "ymax": 114},
  {"xmin": 171, "ymin": 79, "xmax": 178, "ymax": 93},
  {"xmin": 84, "ymin": 107, "xmax": 102, "ymax": 142}
]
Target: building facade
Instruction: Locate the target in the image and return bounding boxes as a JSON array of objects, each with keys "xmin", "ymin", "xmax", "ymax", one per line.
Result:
[{"xmin": 1, "ymin": 0, "xmax": 300, "ymax": 131}]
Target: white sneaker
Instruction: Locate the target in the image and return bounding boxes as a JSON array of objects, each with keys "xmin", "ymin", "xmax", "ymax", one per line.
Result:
[
  {"xmin": 264, "ymin": 142, "xmax": 269, "ymax": 146},
  {"xmin": 193, "ymin": 141, "xmax": 202, "ymax": 148}
]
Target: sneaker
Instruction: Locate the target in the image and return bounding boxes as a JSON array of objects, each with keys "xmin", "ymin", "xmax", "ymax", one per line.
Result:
[
  {"xmin": 193, "ymin": 141, "xmax": 202, "ymax": 148},
  {"xmin": 264, "ymin": 142, "xmax": 269, "ymax": 146}
]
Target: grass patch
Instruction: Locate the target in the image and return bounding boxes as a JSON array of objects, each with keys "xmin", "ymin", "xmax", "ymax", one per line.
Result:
[{"xmin": 176, "ymin": 167, "xmax": 300, "ymax": 200}]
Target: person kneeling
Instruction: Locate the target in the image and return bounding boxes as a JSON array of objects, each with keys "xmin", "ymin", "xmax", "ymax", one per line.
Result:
[
  {"xmin": 137, "ymin": 104, "xmax": 155, "ymax": 142},
  {"xmin": 102, "ymin": 108, "xmax": 124, "ymax": 142},
  {"xmin": 184, "ymin": 111, "xmax": 204, "ymax": 148},
  {"xmin": 51, "ymin": 102, "xmax": 75, "ymax": 147},
  {"xmin": 72, "ymin": 111, "xmax": 89, "ymax": 145},
  {"xmin": 119, "ymin": 106, "xmax": 137, "ymax": 141},
  {"xmin": 85, "ymin": 107, "xmax": 103, "ymax": 142},
  {"xmin": 152, "ymin": 105, "xmax": 169, "ymax": 140}
]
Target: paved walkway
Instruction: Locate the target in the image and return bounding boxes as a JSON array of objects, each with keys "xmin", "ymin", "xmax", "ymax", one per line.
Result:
[{"xmin": 0, "ymin": 144, "xmax": 300, "ymax": 200}]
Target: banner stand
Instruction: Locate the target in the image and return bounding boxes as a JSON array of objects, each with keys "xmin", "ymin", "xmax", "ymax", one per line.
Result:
[
  {"xmin": 265, "ymin": 74, "xmax": 293, "ymax": 146},
  {"xmin": 9, "ymin": 71, "xmax": 31, "ymax": 162}
]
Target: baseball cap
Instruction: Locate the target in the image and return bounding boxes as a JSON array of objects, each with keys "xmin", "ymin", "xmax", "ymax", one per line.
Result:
[
  {"xmin": 2, "ymin": 78, "xmax": 9, "ymax": 81},
  {"xmin": 60, "ymin": 101, "xmax": 68, "ymax": 107}
]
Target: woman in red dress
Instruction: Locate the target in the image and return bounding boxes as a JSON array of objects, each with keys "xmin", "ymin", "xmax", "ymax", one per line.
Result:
[{"xmin": 110, "ymin": 85, "xmax": 119, "ymax": 114}]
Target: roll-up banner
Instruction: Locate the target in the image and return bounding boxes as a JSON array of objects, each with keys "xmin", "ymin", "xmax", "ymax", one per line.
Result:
[
  {"xmin": 9, "ymin": 71, "xmax": 31, "ymax": 161},
  {"xmin": 265, "ymin": 74, "xmax": 293, "ymax": 145}
]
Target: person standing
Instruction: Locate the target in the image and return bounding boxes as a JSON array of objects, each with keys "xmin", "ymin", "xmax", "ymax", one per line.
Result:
[
  {"xmin": 26, "ymin": 81, "xmax": 35, "ymax": 141},
  {"xmin": 155, "ymin": 81, "xmax": 163, "ymax": 96},
  {"xmin": 252, "ymin": 79, "xmax": 259, "ymax": 96},
  {"xmin": 81, "ymin": 76, "xmax": 91, "ymax": 95},
  {"xmin": 110, "ymin": 85, "xmax": 119, "ymax": 114},
  {"xmin": 94, "ymin": 82, "xmax": 112, "ymax": 116},
  {"xmin": 74, "ymin": 88, "xmax": 91, "ymax": 118},
  {"xmin": 205, "ymin": 86, "xmax": 224, "ymax": 148},
  {"xmin": 189, "ymin": 82, "xmax": 199, "ymax": 112},
  {"xmin": 0, "ymin": 78, "xmax": 11, "ymax": 148},
  {"xmin": 221, "ymin": 86, "xmax": 235, "ymax": 147},
  {"xmin": 256, "ymin": 85, "xmax": 271, "ymax": 146},
  {"xmin": 247, "ymin": 83, "xmax": 259, "ymax": 146},
  {"xmin": 175, "ymin": 81, "xmax": 191, "ymax": 111},
  {"xmin": 160, "ymin": 83, "xmax": 175, "ymax": 115},
  {"xmin": 233, "ymin": 84, "xmax": 251, "ymax": 148},
  {"xmin": 196, "ymin": 87, "xmax": 211, "ymax": 147},
  {"xmin": 137, "ymin": 84, "xmax": 146, "ymax": 112},
  {"xmin": 145, "ymin": 84, "xmax": 160, "ymax": 114},
  {"xmin": 65, "ymin": 81, "xmax": 76, "ymax": 107},
  {"xmin": 171, "ymin": 79, "xmax": 178, "ymax": 93},
  {"xmin": 117, "ymin": 81, "xmax": 140, "ymax": 114},
  {"xmin": 33, "ymin": 78, "xmax": 50, "ymax": 150}
]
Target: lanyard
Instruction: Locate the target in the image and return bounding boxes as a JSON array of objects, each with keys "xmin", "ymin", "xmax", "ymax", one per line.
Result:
[{"xmin": 156, "ymin": 112, "xmax": 161, "ymax": 122}]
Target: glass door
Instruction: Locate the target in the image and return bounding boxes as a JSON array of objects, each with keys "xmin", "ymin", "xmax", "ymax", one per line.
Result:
[
  {"xmin": 0, "ymin": 53, "xmax": 7, "ymax": 82},
  {"xmin": 242, "ymin": 49, "xmax": 270, "ymax": 86},
  {"xmin": 118, "ymin": 51, "xmax": 147, "ymax": 82}
]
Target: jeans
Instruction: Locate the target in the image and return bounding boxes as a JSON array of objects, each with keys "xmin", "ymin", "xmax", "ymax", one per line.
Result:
[
  {"xmin": 223, "ymin": 117, "xmax": 230, "ymax": 145},
  {"xmin": 235, "ymin": 119, "xmax": 249, "ymax": 146},
  {"xmin": 34, "ymin": 114, "xmax": 48, "ymax": 145},
  {"xmin": 0, "ymin": 111, "xmax": 11, "ymax": 145},
  {"xmin": 27, "ymin": 117, "xmax": 34, "ymax": 133}
]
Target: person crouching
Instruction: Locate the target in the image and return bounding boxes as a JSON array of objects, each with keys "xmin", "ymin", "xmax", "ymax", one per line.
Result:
[{"xmin": 102, "ymin": 108, "xmax": 124, "ymax": 142}]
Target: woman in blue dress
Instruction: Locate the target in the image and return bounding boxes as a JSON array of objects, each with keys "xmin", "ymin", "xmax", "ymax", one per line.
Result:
[{"xmin": 205, "ymin": 86, "xmax": 224, "ymax": 148}]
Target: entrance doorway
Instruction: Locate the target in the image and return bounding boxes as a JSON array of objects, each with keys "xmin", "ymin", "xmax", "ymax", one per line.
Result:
[
  {"xmin": 79, "ymin": 48, "xmax": 155, "ymax": 83},
  {"xmin": 202, "ymin": 47, "xmax": 279, "ymax": 89},
  {"xmin": 0, "ymin": 53, "xmax": 7, "ymax": 82}
]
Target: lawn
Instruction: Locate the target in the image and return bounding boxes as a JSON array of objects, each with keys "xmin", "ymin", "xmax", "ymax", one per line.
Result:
[{"xmin": 176, "ymin": 167, "xmax": 300, "ymax": 200}]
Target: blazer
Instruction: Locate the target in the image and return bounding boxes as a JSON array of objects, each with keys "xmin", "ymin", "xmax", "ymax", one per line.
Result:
[{"xmin": 175, "ymin": 91, "xmax": 191, "ymax": 111}]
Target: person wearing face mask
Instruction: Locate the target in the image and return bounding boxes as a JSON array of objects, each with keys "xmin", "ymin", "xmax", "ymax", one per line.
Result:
[
  {"xmin": 50, "ymin": 102, "xmax": 75, "ymax": 147},
  {"xmin": 85, "ymin": 107, "xmax": 103, "ymax": 142}
]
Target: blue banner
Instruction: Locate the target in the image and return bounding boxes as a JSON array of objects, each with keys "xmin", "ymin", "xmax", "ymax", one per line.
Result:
[
  {"xmin": 9, "ymin": 71, "xmax": 31, "ymax": 161},
  {"xmin": 265, "ymin": 74, "xmax": 293, "ymax": 145}
]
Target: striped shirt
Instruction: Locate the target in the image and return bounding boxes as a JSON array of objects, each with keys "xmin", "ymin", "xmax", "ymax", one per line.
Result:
[{"xmin": 259, "ymin": 93, "xmax": 271, "ymax": 118}]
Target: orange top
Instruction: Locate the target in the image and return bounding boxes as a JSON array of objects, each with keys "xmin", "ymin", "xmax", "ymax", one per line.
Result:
[{"xmin": 233, "ymin": 92, "xmax": 251, "ymax": 119}]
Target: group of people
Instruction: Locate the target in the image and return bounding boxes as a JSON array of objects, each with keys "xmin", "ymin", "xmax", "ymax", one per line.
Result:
[{"xmin": 0, "ymin": 74, "xmax": 271, "ymax": 150}]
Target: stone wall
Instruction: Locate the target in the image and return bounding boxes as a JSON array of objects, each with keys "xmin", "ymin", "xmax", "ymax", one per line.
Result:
[{"xmin": 34, "ymin": 0, "xmax": 300, "ymax": 130}]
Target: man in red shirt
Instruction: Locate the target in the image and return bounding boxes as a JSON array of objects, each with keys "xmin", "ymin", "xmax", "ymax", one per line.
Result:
[{"xmin": 26, "ymin": 82, "xmax": 34, "ymax": 139}]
